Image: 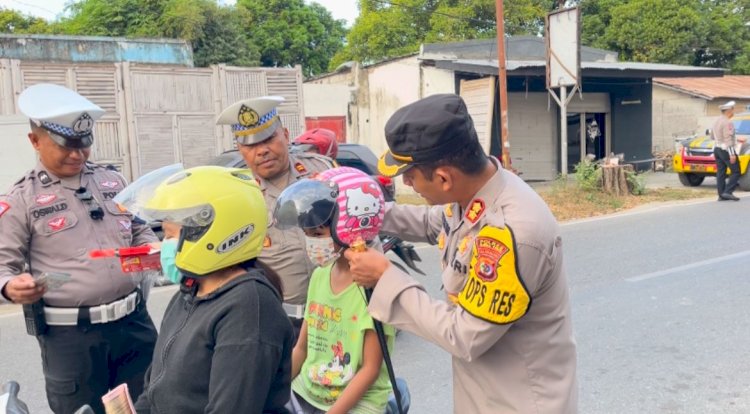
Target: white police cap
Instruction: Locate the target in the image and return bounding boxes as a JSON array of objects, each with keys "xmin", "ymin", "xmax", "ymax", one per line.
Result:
[
  {"xmin": 719, "ymin": 100, "xmax": 736, "ymax": 111},
  {"xmin": 18, "ymin": 83, "xmax": 104, "ymax": 149},
  {"xmin": 216, "ymin": 96, "xmax": 285, "ymax": 145}
]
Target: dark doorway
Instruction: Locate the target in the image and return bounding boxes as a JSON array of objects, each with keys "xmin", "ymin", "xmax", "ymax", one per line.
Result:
[{"xmin": 567, "ymin": 112, "xmax": 606, "ymax": 172}]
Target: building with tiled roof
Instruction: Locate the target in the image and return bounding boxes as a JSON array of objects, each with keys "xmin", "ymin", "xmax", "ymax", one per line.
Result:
[{"xmin": 653, "ymin": 76, "xmax": 750, "ymax": 152}]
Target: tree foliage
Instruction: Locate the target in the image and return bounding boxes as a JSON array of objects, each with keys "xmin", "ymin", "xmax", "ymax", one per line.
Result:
[
  {"xmin": 2, "ymin": 0, "xmax": 749, "ymax": 75},
  {"xmin": 237, "ymin": 0, "xmax": 347, "ymax": 76},
  {"xmin": 2, "ymin": 0, "xmax": 346, "ymax": 72},
  {"xmin": 579, "ymin": 0, "xmax": 749, "ymax": 73},
  {"xmin": 57, "ymin": 0, "xmax": 260, "ymax": 67},
  {"xmin": 331, "ymin": 0, "xmax": 557, "ymax": 70},
  {"xmin": 0, "ymin": 8, "xmax": 51, "ymax": 34}
]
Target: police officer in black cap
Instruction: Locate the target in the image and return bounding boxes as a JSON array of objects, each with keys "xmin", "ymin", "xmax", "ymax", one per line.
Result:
[
  {"xmin": 346, "ymin": 94, "xmax": 578, "ymax": 413},
  {"xmin": 0, "ymin": 84, "xmax": 158, "ymax": 413}
]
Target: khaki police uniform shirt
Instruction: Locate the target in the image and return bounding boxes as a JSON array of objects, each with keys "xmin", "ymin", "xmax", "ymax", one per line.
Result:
[
  {"xmin": 712, "ymin": 114, "xmax": 736, "ymax": 151},
  {"xmin": 258, "ymin": 151, "xmax": 336, "ymax": 305},
  {"xmin": 0, "ymin": 162, "xmax": 158, "ymax": 307},
  {"xmin": 371, "ymin": 158, "xmax": 578, "ymax": 413}
]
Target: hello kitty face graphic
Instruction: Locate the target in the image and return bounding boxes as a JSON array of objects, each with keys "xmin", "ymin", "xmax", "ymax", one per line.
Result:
[{"xmin": 345, "ymin": 185, "xmax": 380, "ymax": 219}]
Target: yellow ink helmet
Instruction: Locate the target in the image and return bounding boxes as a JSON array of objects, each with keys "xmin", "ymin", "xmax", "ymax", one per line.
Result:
[{"xmin": 143, "ymin": 166, "xmax": 267, "ymax": 277}]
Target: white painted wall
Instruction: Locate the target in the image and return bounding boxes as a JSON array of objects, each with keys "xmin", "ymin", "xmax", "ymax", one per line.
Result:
[
  {"xmin": 422, "ymin": 66, "xmax": 455, "ymax": 97},
  {"xmin": 303, "ymin": 84, "xmax": 351, "ymax": 117},
  {"xmin": 362, "ymin": 58, "xmax": 422, "ymax": 158},
  {"xmin": 303, "ymin": 58, "xmax": 455, "ymax": 196},
  {"xmin": 508, "ymin": 93, "xmax": 558, "ymax": 181},
  {"xmin": 0, "ymin": 115, "xmax": 37, "ymax": 192}
]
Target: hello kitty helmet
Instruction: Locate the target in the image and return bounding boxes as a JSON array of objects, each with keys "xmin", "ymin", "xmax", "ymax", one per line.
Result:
[{"xmin": 273, "ymin": 167, "xmax": 385, "ymax": 247}]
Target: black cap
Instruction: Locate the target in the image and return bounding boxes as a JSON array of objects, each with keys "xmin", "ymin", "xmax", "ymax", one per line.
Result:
[{"xmin": 378, "ymin": 94, "xmax": 479, "ymax": 177}]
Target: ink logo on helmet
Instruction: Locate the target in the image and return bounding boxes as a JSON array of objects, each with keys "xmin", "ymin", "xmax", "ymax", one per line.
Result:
[
  {"xmin": 474, "ymin": 236, "xmax": 510, "ymax": 282},
  {"xmin": 217, "ymin": 224, "xmax": 255, "ymax": 254},
  {"xmin": 238, "ymin": 105, "xmax": 260, "ymax": 127}
]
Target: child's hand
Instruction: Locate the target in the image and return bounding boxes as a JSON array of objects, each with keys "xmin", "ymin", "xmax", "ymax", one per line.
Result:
[{"xmin": 344, "ymin": 248, "xmax": 390, "ymax": 288}]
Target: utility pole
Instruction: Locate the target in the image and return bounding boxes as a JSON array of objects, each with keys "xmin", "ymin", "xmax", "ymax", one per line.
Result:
[{"xmin": 494, "ymin": 0, "xmax": 511, "ymax": 169}]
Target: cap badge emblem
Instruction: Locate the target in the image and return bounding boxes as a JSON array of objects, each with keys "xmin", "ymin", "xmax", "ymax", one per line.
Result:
[
  {"xmin": 238, "ymin": 105, "xmax": 260, "ymax": 127},
  {"xmin": 73, "ymin": 112, "xmax": 94, "ymax": 133}
]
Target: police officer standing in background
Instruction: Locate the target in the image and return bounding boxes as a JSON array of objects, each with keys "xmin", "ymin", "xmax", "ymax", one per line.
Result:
[
  {"xmin": 713, "ymin": 100, "xmax": 741, "ymax": 201},
  {"xmin": 217, "ymin": 96, "xmax": 336, "ymax": 336},
  {"xmin": 345, "ymin": 94, "xmax": 578, "ymax": 413},
  {"xmin": 0, "ymin": 84, "xmax": 158, "ymax": 414}
]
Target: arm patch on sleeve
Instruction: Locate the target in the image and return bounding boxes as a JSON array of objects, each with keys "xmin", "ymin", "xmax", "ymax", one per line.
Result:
[{"xmin": 458, "ymin": 225, "xmax": 531, "ymax": 324}]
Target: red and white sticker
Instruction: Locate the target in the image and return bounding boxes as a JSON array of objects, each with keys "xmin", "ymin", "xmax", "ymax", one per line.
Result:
[
  {"xmin": 35, "ymin": 194, "xmax": 57, "ymax": 205},
  {"xmin": 0, "ymin": 202, "xmax": 9, "ymax": 218},
  {"xmin": 48, "ymin": 216, "xmax": 67, "ymax": 232},
  {"xmin": 100, "ymin": 181, "xmax": 119, "ymax": 189},
  {"xmin": 118, "ymin": 220, "xmax": 132, "ymax": 231}
]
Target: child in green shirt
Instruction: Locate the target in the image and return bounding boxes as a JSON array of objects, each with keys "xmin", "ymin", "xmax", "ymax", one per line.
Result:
[{"xmin": 274, "ymin": 167, "xmax": 407, "ymax": 414}]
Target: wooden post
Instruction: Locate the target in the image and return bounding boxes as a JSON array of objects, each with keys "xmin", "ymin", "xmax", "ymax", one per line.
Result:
[{"xmin": 495, "ymin": 0, "xmax": 511, "ymax": 169}]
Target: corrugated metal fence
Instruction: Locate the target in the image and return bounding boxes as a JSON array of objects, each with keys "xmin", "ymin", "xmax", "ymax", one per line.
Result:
[{"xmin": 0, "ymin": 59, "xmax": 305, "ymax": 180}]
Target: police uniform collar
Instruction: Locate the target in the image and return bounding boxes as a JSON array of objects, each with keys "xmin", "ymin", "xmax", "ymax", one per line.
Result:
[
  {"xmin": 34, "ymin": 162, "xmax": 60, "ymax": 187},
  {"xmin": 459, "ymin": 157, "xmax": 506, "ymax": 230},
  {"xmin": 254, "ymin": 156, "xmax": 299, "ymax": 194},
  {"xmin": 34, "ymin": 162, "xmax": 94, "ymax": 187}
]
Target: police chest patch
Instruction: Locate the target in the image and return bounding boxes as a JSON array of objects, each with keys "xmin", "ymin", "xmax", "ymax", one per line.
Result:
[
  {"xmin": 458, "ymin": 225, "xmax": 531, "ymax": 325},
  {"xmin": 35, "ymin": 194, "xmax": 57, "ymax": 205},
  {"xmin": 48, "ymin": 216, "xmax": 67, "ymax": 232}
]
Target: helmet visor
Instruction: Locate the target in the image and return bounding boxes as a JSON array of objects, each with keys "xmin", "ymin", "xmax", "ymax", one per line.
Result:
[
  {"xmin": 113, "ymin": 163, "xmax": 184, "ymax": 219},
  {"xmin": 273, "ymin": 179, "xmax": 337, "ymax": 230},
  {"xmin": 141, "ymin": 204, "xmax": 215, "ymax": 227}
]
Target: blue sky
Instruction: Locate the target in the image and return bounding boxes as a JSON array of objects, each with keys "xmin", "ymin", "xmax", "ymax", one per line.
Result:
[{"xmin": 0, "ymin": 0, "xmax": 360, "ymax": 26}]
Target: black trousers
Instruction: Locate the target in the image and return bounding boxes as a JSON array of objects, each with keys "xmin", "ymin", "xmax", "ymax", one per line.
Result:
[
  {"xmin": 714, "ymin": 147, "xmax": 740, "ymax": 196},
  {"xmin": 37, "ymin": 303, "xmax": 157, "ymax": 414}
]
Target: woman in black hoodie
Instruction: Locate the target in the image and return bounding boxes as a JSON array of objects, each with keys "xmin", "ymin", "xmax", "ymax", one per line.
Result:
[{"xmin": 134, "ymin": 166, "xmax": 293, "ymax": 414}]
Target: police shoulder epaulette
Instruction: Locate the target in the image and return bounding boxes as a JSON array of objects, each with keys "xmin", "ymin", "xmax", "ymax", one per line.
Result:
[
  {"xmin": 85, "ymin": 161, "xmax": 108, "ymax": 171},
  {"xmin": 11, "ymin": 169, "xmax": 36, "ymax": 187}
]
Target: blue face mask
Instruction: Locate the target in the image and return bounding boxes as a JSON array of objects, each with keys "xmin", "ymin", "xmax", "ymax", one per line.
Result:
[{"xmin": 160, "ymin": 238, "xmax": 182, "ymax": 284}]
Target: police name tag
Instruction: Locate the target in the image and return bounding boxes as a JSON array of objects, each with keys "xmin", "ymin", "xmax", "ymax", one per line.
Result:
[{"xmin": 458, "ymin": 226, "xmax": 531, "ymax": 324}]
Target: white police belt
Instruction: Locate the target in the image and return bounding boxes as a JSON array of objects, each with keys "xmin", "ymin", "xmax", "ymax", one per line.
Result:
[
  {"xmin": 283, "ymin": 303, "xmax": 304, "ymax": 319},
  {"xmin": 44, "ymin": 291, "xmax": 139, "ymax": 326}
]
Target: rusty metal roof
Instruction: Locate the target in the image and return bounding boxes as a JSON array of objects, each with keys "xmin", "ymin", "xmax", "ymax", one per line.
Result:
[{"xmin": 653, "ymin": 76, "xmax": 750, "ymax": 100}]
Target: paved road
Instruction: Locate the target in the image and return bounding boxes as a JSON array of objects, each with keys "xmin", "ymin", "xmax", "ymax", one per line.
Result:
[{"xmin": 2, "ymin": 190, "xmax": 749, "ymax": 413}]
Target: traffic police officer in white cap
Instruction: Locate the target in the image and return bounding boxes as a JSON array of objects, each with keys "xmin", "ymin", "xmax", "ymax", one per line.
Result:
[
  {"xmin": 713, "ymin": 100, "xmax": 741, "ymax": 201},
  {"xmin": 217, "ymin": 96, "xmax": 335, "ymax": 337},
  {"xmin": 0, "ymin": 84, "xmax": 158, "ymax": 413}
]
